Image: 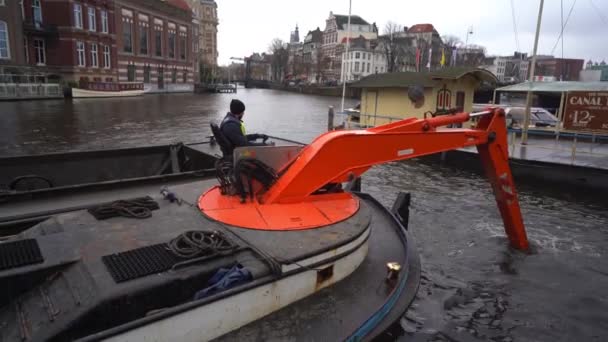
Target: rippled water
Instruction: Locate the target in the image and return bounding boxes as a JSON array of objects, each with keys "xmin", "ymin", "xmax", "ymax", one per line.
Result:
[{"xmin": 1, "ymin": 90, "xmax": 607, "ymax": 341}]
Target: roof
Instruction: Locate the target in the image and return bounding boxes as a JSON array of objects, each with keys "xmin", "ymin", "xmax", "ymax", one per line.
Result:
[
  {"xmin": 407, "ymin": 24, "xmax": 436, "ymax": 34},
  {"xmin": 166, "ymin": 0, "xmax": 190, "ymax": 11},
  {"xmin": 351, "ymin": 68, "xmax": 498, "ymax": 88},
  {"xmin": 496, "ymin": 81, "xmax": 608, "ymax": 93},
  {"xmin": 334, "ymin": 15, "xmax": 370, "ymax": 30}
]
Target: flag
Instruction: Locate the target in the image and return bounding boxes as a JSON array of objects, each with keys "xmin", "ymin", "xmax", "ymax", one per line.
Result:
[
  {"xmin": 440, "ymin": 48, "xmax": 446, "ymax": 68},
  {"xmin": 451, "ymin": 47, "xmax": 458, "ymax": 66},
  {"xmin": 415, "ymin": 48, "xmax": 421, "ymax": 72},
  {"xmin": 427, "ymin": 47, "xmax": 432, "ymax": 70}
]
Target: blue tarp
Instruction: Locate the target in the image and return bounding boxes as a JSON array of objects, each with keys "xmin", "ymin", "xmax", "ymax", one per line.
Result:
[{"xmin": 194, "ymin": 264, "xmax": 252, "ymax": 300}]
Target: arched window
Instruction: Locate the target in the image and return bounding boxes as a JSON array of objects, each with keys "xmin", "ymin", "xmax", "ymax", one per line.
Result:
[
  {"xmin": 0, "ymin": 21, "xmax": 10, "ymax": 59},
  {"xmin": 436, "ymin": 84, "xmax": 452, "ymax": 112}
]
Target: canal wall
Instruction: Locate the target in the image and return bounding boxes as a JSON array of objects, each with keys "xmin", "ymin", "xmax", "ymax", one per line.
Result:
[
  {"xmin": 246, "ymin": 80, "xmax": 360, "ymax": 99},
  {"xmin": 0, "ymin": 83, "xmax": 63, "ymax": 100}
]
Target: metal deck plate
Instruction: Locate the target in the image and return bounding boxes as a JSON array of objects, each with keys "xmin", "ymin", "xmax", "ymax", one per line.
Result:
[{"xmin": 0, "ymin": 239, "xmax": 44, "ymax": 271}]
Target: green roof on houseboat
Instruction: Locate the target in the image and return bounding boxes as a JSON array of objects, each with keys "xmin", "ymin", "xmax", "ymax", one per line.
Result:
[{"xmin": 350, "ymin": 68, "xmax": 497, "ymax": 89}]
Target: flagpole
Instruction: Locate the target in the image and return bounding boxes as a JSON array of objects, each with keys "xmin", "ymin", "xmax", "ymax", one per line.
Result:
[
  {"xmin": 340, "ymin": 0, "xmax": 352, "ymax": 113},
  {"xmin": 522, "ymin": 0, "xmax": 544, "ymax": 145}
]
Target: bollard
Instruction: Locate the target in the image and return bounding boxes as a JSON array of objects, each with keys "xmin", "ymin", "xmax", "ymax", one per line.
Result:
[{"xmin": 328, "ymin": 106, "xmax": 335, "ymax": 131}]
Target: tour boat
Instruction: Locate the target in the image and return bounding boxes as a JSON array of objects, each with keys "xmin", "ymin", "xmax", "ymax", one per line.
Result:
[
  {"xmin": 0, "ymin": 108, "xmax": 528, "ymax": 341},
  {"xmin": 69, "ymin": 82, "xmax": 145, "ymax": 98}
]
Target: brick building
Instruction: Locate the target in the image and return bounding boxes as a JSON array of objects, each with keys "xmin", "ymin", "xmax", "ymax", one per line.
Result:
[
  {"xmin": 0, "ymin": 0, "xmax": 27, "ymax": 72},
  {"xmin": 18, "ymin": 0, "xmax": 118, "ymax": 83},
  {"xmin": 534, "ymin": 57, "xmax": 584, "ymax": 81},
  {"xmin": 114, "ymin": 0, "xmax": 194, "ymax": 92},
  {"xmin": 189, "ymin": 0, "xmax": 218, "ymax": 82}
]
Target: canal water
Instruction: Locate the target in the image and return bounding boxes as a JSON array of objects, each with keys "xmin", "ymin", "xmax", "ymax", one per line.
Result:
[{"xmin": 1, "ymin": 89, "xmax": 607, "ymax": 341}]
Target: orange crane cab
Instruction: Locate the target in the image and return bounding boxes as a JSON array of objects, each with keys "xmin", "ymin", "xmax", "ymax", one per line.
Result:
[{"xmin": 200, "ymin": 107, "xmax": 530, "ymax": 251}]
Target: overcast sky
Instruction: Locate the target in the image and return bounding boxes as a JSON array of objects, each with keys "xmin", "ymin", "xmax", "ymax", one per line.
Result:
[{"xmin": 216, "ymin": 0, "xmax": 608, "ymax": 66}]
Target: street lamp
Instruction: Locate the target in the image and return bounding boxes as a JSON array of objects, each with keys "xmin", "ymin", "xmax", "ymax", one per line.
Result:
[{"xmin": 465, "ymin": 26, "xmax": 473, "ymax": 48}]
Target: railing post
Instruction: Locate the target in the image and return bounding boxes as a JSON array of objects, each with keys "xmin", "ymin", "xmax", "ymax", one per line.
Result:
[
  {"xmin": 328, "ymin": 106, "xmax": 335, "ymax": 131},
  {"xmin": 571, "ymin": 133, "xmax": 578, "ymax": 164}
]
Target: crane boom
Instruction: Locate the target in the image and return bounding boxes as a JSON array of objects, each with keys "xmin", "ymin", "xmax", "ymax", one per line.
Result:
[{"xmin": 199, "ymin": 108, "xmax": 530, "ymax": 251}]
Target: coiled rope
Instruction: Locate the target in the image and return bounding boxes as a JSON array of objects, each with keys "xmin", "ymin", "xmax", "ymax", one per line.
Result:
[{"xmin": 166, "ymin": 230, "xmax": 238, "ymax": 259}]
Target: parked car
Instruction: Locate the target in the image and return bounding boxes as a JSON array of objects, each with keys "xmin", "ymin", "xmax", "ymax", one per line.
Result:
[{"xmin": 504, "ymin": 107, "xmax": 559, "ymax": 128}]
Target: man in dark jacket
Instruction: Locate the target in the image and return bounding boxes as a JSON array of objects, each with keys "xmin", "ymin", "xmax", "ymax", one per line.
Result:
[{"xmin": 220, "ymin": 99, "xmax": 269, "ymax": 155}]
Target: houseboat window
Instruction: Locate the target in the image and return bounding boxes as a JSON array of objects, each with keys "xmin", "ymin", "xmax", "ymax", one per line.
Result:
[
  {"xmin": 87, "ymin": 7, "xmax": 96, "ymax": 31},
  {"xmin": 34, "ymin": 38, "xmax": 45, "ymax": 65},
  {"xmin": 103, "ymin": 45, "xmax": 110, "ymax": 68},
  {"xmin": 73, "ymin": 4, "xmax": 83, "ymax": 29},
  {"xmin": 76, "ymin": 41, "xmax": 85, "ymax": 66},
  {"xmin": 456, "ymin": 91, "xmax": 465, "ymax": 111},
  {"xmin": 144, "ymin": 66, "xmax": 151, "ymax": 83},
  {"xmin": 32, "ymin": 0, "xmax": 42, "ymax": 24},
  {"xmin": 101, "ymin": 10, "xmax": 108, "ymax": 33},
  {"xmin": 123, "ymin": 18, "xmax": 133, "ymax": 53},
  {"xmin": 90, "ymin": 43, "xmax": 98, "ymax": 67},
  {"xmin": 127, "ymin": 65, "xmax": 136, "ymax": 82},
  {"xmin": 0, "ymin": 21, "xmax": 9, "ymax": 59}
]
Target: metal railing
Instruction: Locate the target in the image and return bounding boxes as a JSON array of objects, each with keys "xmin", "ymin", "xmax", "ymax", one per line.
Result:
[{"xmin": 0, "ymin": 83, "xmax": 63, "ymax": 99}]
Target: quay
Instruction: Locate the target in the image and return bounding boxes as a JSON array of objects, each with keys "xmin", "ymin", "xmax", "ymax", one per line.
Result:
[{"xmin": 195, "ymin": 83, "xmax": 237, "ymax": 94}]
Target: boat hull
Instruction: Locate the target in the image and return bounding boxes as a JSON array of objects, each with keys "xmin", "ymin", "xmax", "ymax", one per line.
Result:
[{"xmin": 71, "ymin": 88, "xmax": 145, "ymax": 98}]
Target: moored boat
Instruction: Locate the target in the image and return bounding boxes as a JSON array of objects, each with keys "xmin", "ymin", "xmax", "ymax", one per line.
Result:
[
  {"xmin": 68, "ymin": 82, "xmax": 145, "ymax": 98},
  {"xmin": 0, "ymin": 108, "xmax": 529, "ymax": 341}
]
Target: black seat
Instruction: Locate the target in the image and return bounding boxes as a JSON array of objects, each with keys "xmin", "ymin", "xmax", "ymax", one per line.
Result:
[{"xmin": 210, "ymin": 123, "xmax": 234, "ymax": 159}]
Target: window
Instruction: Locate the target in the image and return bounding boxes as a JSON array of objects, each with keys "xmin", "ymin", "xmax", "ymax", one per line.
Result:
[
  {"xmin": 76, "ymin": 41, "xmax": 85, "ymax": 66},
  {"xmin": 144, "ymin": 65, "xmax": 151, "ymax": 83},
  {"xmin": 179, "ymin": 27, "xmax": 187, "ymax": 60},
  {"xmin": 101, "ymin": 10, "xmax": 108, "ymax": 33},
  {"xmin": 127, "ymin": 64, "xmax": 135, "ymax": 81},
  {"xmin": 157, "ymin": 66, "xmax": 164, "ymax": 88},
  {"xmin": 355, "ymin": 62, "xmax": 359, "ymax": 72},
  {"xmin": 32, "ymin": 0, "xmax": 42, "ymax": 24},
  {"xmin": 355, "ymin": 52, "xmax": 360, "ymax": 59},
  {"xmin": 34, "ymin": 38, "xmax": 45, "ymax": 65},
  {"xmin": 123, "ymin": 20, "xmax": 132, "ymax": 53},
  {"xmin": 154, "ymin": 21, "xmax": 163, "ymax": 56},
  {"xmin": 139, "ymin": 25, "xmax": 148, "ymax": 54},
  {"xmin": 172, "ymin": 68, "xmax": 176, "ymax": 83},
  {"xmin": 168, "ymin": 29, "xmax": 176, "ymax": 58},
  {"xmin": 103, "ymin": 45, "xmax": 110, "ymax": 68},
  {"xmin": 368, "ymin": 54, "xmax": 371, "ymax": 60},
  {"xmin": 367, "ymin": 63, "xmax": 370, "ymax": 73},
  {"xmin": 90, "ymin": 43, "xmax": 98, "ymax": 67},
  {"xmin": 0, "ymin": 21, "xmax": 9, "ymax": 59},
  {"xmin": 73, "ymin": 4, "xmax": 83, "ymax": 29},
  {"xmin": 87, "ymin": 7, "xmax": 96, "ymax": 31}
]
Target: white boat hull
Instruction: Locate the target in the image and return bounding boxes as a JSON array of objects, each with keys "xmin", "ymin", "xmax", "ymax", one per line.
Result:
[
  {"xmin": 104, "ymin": 226, "xmax": 371, "ymax": 342},
  {"xmin": 71, "ymin": 88, "xmax": 145, "ymax": 98}
]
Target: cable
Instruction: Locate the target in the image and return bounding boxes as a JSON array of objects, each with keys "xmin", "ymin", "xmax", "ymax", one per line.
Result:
[
  {"xmin": 510, "ymin": 0, "xmax": 521, "ymax": 52},
  {"xmin": 550, "ymin": 0, "xmax": 578, "ymax": 55},
  {"xmin": 589, "ymin": 0, "xmax": 608, "ymax": 25}
]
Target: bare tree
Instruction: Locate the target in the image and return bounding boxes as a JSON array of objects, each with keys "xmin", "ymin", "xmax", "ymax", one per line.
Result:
[
  {"xmin": 268, "ymin": 38, "xmax": 289, "ymax": 82},
  {"xmin": 380, "ymin": 21, "xmax": 411, "ymax": 72}
]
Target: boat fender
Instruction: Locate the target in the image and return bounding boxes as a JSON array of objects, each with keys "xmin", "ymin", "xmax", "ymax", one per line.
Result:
[
  {"xmin": 390, "ymin": 192, "xmax": 411, "ymax": 230},
  {"xmin": 194, "ymin": 264, "xmax": 253, "ymax": 300}
]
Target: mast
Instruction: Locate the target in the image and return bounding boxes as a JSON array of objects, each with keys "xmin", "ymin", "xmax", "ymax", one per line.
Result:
[
  {"xmin": 340, "ymin": 0, "xmax": 352, "ymax": 112},
  {"xmin": 522, "ymin": 0, "xmax": 544, "ymax": 145}
]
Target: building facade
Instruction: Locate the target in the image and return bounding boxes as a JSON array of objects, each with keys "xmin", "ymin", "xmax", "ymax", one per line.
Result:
[
  {"xmin": 322, "ymin": 12, "xmax": 377, "ymax": 82},
  {"xmin": 341, "ymin": 36, "xmax": 386, "ymax": 83},
  {"xmin": 302, "ymin": 28, "xmax": 322, "ymax": 83},
  {"xmin": 534, "ymin": 57, "xmax": 584, "ymax": 81},
  {"xmin": 188, "ymin": 0, "xmax": 217, "ymax": 82},
  {"xmin": 584, "ymin": 60, "xmax": 608, "ymax": 81},
  {"xmin": 0, "ymin": 0, "xmax": 27, "ymax": 73},
  {"xmin": 114, "ymin": 0, "xmax": 194, "ymax": 92},
  {"xmin": 482, "ymin": 52, "xmax": 529, "ymax": 83},
  {"xmin": 19, "ymin": 0, "xmax": 118, "ymax": 83}
]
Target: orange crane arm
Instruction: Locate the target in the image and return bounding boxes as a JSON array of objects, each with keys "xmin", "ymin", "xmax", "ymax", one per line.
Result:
[{"xmin": 260, "ymin": 108, "xmax": 529, "ymax": 250}]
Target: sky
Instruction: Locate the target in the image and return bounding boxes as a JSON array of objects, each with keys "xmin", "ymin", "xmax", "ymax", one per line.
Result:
[{"xmin": 216, "ymin": 0, "xmax": 608, "ymax": 66}]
